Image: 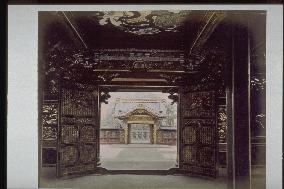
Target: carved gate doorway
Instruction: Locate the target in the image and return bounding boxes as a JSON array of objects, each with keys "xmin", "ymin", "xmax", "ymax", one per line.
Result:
[
  {"xmin": 96, "ymin": 85, "xmax": 217, "ymax": 177},
  {"xmin": 41, "ymin": 74, "xmax": 220, "ymax": 178},
  {"xmin": 41, "ymin": 61, "xmax": 220, "ymax": 178},
  {"xmin": 98, "ymin": 90, "xmax": 179, "ymax": 171}
]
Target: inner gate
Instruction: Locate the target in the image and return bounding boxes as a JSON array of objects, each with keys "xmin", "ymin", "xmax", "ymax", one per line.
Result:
[
  {"xmin": 130, "ymin": 124, "xmax": 151, "ymax": 144},
  {"xmin": 98, "ymin": 91, "xmax": 178, "ymax": 170},
  {"xmin": 119, "ymin": 103, "xmax": 157, "ymax": 144}
]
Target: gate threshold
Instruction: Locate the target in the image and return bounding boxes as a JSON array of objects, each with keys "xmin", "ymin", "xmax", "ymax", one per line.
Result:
[{"xmin": 95, "ymin": 168, "xmax": 180, "ymax": 175}]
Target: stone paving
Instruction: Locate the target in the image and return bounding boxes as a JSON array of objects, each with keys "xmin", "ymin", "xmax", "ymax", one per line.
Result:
[{"xmin": 100, "ymin": 144, "xmax": 178, "ymax": 170}]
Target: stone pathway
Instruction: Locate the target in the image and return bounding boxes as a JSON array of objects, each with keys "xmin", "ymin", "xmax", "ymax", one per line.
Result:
[{"xmin": 100, "ymin": 144, "xmax": 177, "ymax": 170}]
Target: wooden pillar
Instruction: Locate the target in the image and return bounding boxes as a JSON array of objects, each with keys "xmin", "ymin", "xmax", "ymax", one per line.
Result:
[
  {"xmin": 150, "ymin": 124, "xmax": 155, "ymax": 144},
  {"xmin": 227, "ymin": 15, "xmax": 251, "ymax": 189},
  {"xmin": 154, "ymin": 124, "xmax": 157, "ymax": 144},
  {"xmin": 125, "ymin": 124, "xmax": 130, "ymax": 144},
  {"xmin": 97, "ymin": 88, "xmax": 101, "ymax": 164}
]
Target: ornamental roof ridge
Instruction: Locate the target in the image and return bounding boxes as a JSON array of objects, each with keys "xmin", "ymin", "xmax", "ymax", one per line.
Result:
[
  {"xmin": 122, "ymin": 105, "xmax": 159, "ymax": 119},
  {"xmin": 115, "ymin": 98, "xmax": 166, "ymax": 103}
]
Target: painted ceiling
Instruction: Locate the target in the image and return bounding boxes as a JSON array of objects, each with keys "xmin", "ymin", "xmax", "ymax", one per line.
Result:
[
  {"xmin": 92, "ymin": 10, "xmax": 191, "ymax": 35},
  {"xmin": 40, "ymin": 10, "xmax": 227, "ymax": 50}
]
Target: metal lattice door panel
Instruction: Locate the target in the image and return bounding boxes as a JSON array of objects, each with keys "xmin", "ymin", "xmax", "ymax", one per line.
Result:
[
  {"xmin": 179, "ymin": 88, "xmax": 217, "ymax": 177},
  {"xmin": 57, "ymin": 87, "xmax": 99, "ymax": 178}
]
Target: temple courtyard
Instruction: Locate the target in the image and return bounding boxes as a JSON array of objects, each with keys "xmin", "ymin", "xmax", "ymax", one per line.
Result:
[{"xmin": 100, "ymin": 144, "xmax": 177, "ymax": 170}]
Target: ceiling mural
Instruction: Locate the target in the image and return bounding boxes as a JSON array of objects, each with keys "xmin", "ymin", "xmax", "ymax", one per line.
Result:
[
  {"xmin": 42, "ymin": 10, "xmax": 227, "ymax": 50},
  {"xmin": 92, "ymin": 10, "xmax": 191, "ymax": 35}
]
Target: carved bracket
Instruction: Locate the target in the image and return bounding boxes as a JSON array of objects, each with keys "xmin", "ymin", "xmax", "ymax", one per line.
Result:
[
  {"xmin": 168, "ymin": 92, "xmax": 178, "ymax": 105},
  {"xmin": 97, "ymin": 73, "xmax": 120, "ymax": 83},
  {"xmin": 100, "ymin": 88, "xmax": 111, "ymax": 104},
  {"xmin": 159, "ymin": 74, "xmax": 184, "ymax": 85},
  {"xmin": 131, "ymin": 60, "xmax": 149, "ymax": 72}
]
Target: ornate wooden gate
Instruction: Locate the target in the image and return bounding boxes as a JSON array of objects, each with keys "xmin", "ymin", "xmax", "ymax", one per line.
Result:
[
  {"xmin": 179, "ymin": 86, "xmax": 217, "ymax": 177},
  {"xmin": 56, "ymin": 85, "xmax": 99, "ymax": 178},
  {"xmin": 130, "ymin": 124, "xmax": 151, "ymax": 144}
]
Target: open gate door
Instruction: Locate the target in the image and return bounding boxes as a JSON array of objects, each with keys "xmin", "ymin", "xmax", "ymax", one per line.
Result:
[
  {"xmin": 179, "ymin": 86, "xmax": 217, "ymax": 177},
  {"xmin": 56, "ymin": 85, "xmax": 99, "ymax": 178}
]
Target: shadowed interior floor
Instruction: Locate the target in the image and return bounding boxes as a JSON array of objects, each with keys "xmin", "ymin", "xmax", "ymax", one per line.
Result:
[
  {"xmin": 40, "ymin": 167, "xmax": 227, "ymax": 189},
  {"xmin": 39, "ymin": 167, "xmax": 265, "ymax": 189}
]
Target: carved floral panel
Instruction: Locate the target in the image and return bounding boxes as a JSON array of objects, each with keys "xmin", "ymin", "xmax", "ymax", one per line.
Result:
[
  {"xmin": 42, "ymin": 103, "xmax": 58, "ymax": 125},
  {"xmin": 62, "ymin": 89, "xmax": 95, "ymax": 117},
  {"xmin": 42, "ymin": 126, "xmax": 57, "ymax": 140},
  {"xmin": 182, "ymin": 91, "xmax": 215, "ymax": 118},
  {"xmin": 182, "ymin": 145, "xmax": 196, "ymax": 164},
  {"xmin": 61, "ymin": 146, "xmax": 78, "ymax": 165},
  {"xmin": 80, "ymin": 126, "xmax": 96, "ymax": 142},
  {"xmin": 197, "ymin": 147, "xmax": 215, "ymax": 167},
  {"xmin": 182, "ymin": 127, "xmax": 196, "ymax": 144},
  {"xmin": 79, "ymin": 144, "xmax": 96, "ymax": 163},
  {"xmin": 199, "ymin": 127, "xmax": 214, "ymax": 145},
  {"xmin": 61, "ymin": 125, "xmax": 79, "ymax": 143},
  {"xmin": 217, "ymin": 106, "xmax": 227, "ymax": 142}
]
